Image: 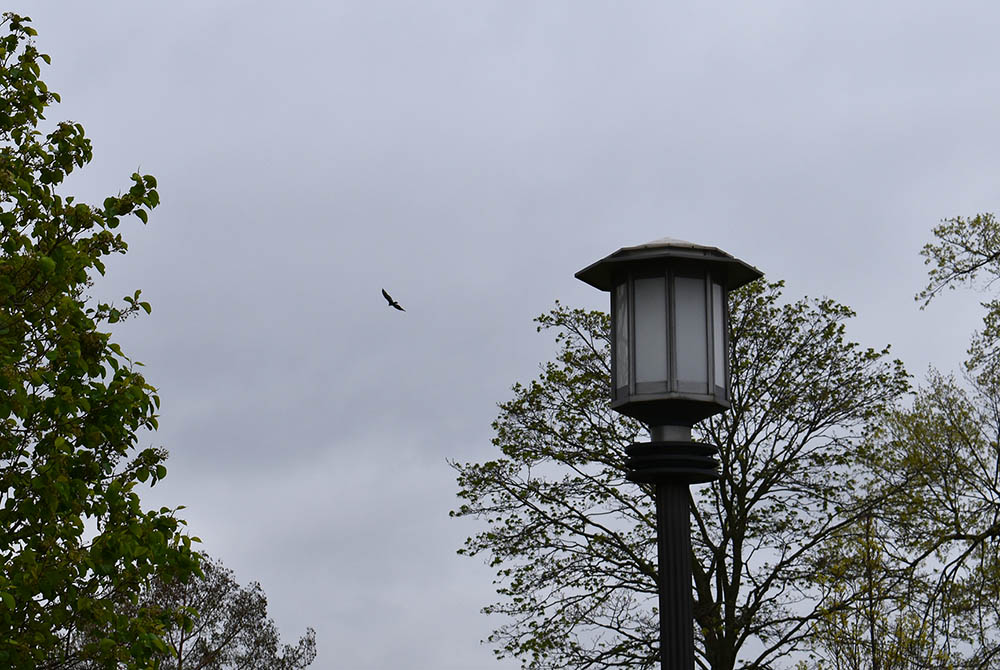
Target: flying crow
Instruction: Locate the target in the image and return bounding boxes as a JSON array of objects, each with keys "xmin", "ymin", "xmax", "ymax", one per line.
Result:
[{"xmin": 381, "ymin": 288, "xmax": 405, "ymax": 312}]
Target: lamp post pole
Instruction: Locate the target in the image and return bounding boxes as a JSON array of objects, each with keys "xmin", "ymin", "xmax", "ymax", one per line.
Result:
[
  {"xmin": 575, "ymin": 237, "xmax": 762, "ymax": 670},
  {"xmin": 656, "ymin": 482, "xmax": 695, "ymax": 669},
  {"xmin": 626, "ymin": 427, "xmax": 719, "ymax": 669}
]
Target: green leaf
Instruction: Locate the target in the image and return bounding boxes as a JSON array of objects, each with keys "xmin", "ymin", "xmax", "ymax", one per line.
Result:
[{"xmin": 0, "ymin": 15, "xmax": 197, "ymax": 667}]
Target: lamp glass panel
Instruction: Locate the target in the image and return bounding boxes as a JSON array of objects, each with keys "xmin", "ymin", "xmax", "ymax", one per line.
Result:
[
  {"xmin": 713, "ymin": 281, "xmax": 725, "ymax": 389},
  {"xmin": 634, "ymin": 276, "xmax": 668, "ymax": 384},
  {"xmin": 675, "ymin": 275, "xmax": 708, "ymax": 388},
  {"xmin": 614, "ymin": 282, "xmax": 629, "ymax": 391}
]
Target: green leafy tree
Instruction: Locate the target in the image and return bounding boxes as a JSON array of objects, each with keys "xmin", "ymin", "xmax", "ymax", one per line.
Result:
[
  {"xmin": 908, "ymin": 215, "xmax": 1000, "ymax": 666},
  {"xmin": 451, "ymin": 280, "xmax": 909, "ymax": 670},
  {"xmin": 916, "ymin": 213, "xmax": 1000, "ymax": 308},
  {"xmin": 802, "ymin": 373, "xmax": 1000, "ymax": 670},
  {"xmin": 54, "ymin": 554, "xmax": 317, "ymax": 670},
  {"xmin": 918, "ymin": 212, "xmax": 1000, "ymax": 386},
  {"xmin": 150, "ymin": 555, "xmax": 316, "ymax": 670},
  {"xmin": 0, "ymin": 13, "xmax": 199, "ymax": 667},
  {"xmin": 797, "ymin": 214, "xmax": 1000, "ymax": 669},
  {"xmin": 801, "ymin": 512, "xmax": 956, "ymax": 670}
]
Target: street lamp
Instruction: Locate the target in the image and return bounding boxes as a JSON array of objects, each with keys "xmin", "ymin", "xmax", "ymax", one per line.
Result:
[{"xmin": 576, "ymin": 237, "xmax": 762, "ymax": 670}]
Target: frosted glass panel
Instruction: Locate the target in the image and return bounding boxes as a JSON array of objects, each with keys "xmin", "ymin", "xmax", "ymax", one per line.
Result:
[
  {"xmin": 634, "ymin": 277, "xmax": 667, "ymax": 383},
  {"xmin": 713, "ymin": 282, "xmax": 725, "ymax": 389},
  {"xmin": 675, "ymin": 276, "xmax": 708, "ymax": 387},
  {"xmin": 614, "ymin": 283, "xmax": 629, "ymax": 390}
]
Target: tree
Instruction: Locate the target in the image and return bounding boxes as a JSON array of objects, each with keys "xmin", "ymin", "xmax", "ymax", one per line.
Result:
[
  {"xmin": 909, "ymin": 215, "xmax": 1000, "ymax": 666},
  {"xmin": 151, "ymin": 555, "xmax": 316, "ymax": 670},
  {"xmin": 150, "ymin": 555, "xmax": 316, "ymax": 670},
  {"xmin": 0, "ymin": 13, "xmax": 199, "ymax": 667},
  {"xmin": 800, "ymin": 371, "xmax": 1000, "ymax": 670},
  {"xmin": 53, "ymin": 554, "xmax": 317, "ymax": 670},
  {"xmin": 795, "ymin": 214, "xmax": 1000, "ymax": 669},
  {"xmin": 801, "ymin": 510, "xmax": 956, "ymax": 670},
  {"xmin": 916, "ymin": 213, "xmax": 1000, "ymax": 309},
  {"xmin": 451, "ymin": 280, "xmax": 909, "ymax": 670},
  {"xmin": 918, "ymin": 212, "xmax": 1000, "ymax": 386}
]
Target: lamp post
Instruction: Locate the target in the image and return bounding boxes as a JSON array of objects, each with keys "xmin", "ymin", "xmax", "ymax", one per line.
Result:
[{"xmin": 576, "ymin": 237, "xmax": 762, "ymax": 670}]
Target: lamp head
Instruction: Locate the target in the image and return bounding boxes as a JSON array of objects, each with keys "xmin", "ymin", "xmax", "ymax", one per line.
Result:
[{"xmin": 576, "ymin": 237, "xmax": 762, "ymax": 426}]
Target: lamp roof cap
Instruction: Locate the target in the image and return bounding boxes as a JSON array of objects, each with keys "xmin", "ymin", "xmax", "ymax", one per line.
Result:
[{"xmin": 575, "ymin": 236, "xmax": 763, "ymax": 291}]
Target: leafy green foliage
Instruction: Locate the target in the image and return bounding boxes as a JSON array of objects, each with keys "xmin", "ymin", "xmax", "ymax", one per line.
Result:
[
  {"xmin": 917, "ymin": 213, "xmax": 1000, "ymax": 309},
  {"xmin": 0, "ymin": 13, "xmax": 198, "ymax": 667},
  {"xmin": 151, "ymin": 555, "xmax": 317, "ymax": 670},
  {"xmin": 917, "ymin": 212, "xmax": 1000, "ymax": 388},
  {"xmin": 913, "ymin": 213, "xmax": 1000, "ymax": 666},
  {"xmin": 801, "ymin": 369, "xmax": 1000, "ymax": 670},
  {"xmin": 801, "ymin": 512, "xmax": 957, "ymax": 670},
  {"xmin": 694, "ymin": 283, "xmax": 909, "ymax": 670},
  {"xmin": 54, "ymin": 554, "xmax": 317, "ymax": 670},
  {"xmin": 797, "ymin": 214, "xmax": 1000, "ymax": 669},
  {"xmin": 452, "ymin": 281, "xmax": 909, "ymax": 670}
]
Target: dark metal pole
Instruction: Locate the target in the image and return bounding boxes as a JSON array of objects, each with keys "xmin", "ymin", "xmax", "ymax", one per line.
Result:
[
  {"xmin": 656, "ymin": 482, "xmax": 694, "ymax": 670},
  {"xmin": 626, "ymin": 436, "xmax": 716, "ymax": 670}
]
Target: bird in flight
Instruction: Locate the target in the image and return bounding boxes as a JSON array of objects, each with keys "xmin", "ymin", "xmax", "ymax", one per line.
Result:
[{"xmin": 381, "ymin": 288, "xmax": 405, "ymax": 311}]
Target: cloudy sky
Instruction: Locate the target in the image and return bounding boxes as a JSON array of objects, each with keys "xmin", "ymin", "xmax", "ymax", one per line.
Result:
[{"xmin": 17, "ymin": 2, "xmax": 1000, "ymax": 668}]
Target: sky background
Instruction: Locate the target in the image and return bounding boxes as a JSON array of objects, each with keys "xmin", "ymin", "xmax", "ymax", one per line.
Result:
[{"xmin": 15, "ymin": 2, "xmax": 1000, "ymax": 668}]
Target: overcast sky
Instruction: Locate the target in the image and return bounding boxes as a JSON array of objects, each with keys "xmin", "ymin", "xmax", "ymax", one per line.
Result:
[{"xmin": 17, "ymin": 2, "xmax": 1000, "ymax": 668}]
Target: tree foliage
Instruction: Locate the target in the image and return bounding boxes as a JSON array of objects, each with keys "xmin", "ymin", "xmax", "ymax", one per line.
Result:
[
  {"xmin": 800, "ymin": 369, "xmax": 1000, "ymax": 670},
  {"xmin": 451, "ymin": 280, "xmax": 909, "ymax": 670},
  {"xmin": 916, "ymin": 213, "xmax": 1000, "ymax": 309},
  {"xmin": 150, "ymin": 555, "xmax": 317, "ymax": 670},
  {"xmin": 54, "ymin": 554, "xmax": 317, "ymax": 670},
  {"xmin": 0, "ymin": 13, "xmax": 198, "ymax": 667},
  {"xmin": 794, "ymin": 214, "xmax": 1000, "ymax": 669},
  {"xmin": 802, "ymin": 510, "xmax": 957, "ymax": 670},
  {"xmin": 918, "ymin": 212, "xmax": 1000, "ymax": 385},
  {"xmin": 912, "ymin": 215, "xmax": 1000, "ymax": 666},
  {"xmin": 693, "ymin": 282, "xmax": 908, "ymax": 670},
  {"xmin": 842, "ymin": 372, "xmax": 999, "ymax": 669}
]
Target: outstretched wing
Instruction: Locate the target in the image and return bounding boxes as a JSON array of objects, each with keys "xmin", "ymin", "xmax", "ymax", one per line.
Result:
[{"xmin": 381, "ymin": 288, "xmax": 405, "ymax": 311}]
